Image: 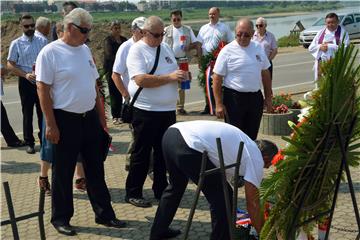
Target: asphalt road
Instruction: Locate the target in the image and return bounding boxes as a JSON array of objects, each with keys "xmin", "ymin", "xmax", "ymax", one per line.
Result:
[{"xmin": 2, "ymin": 45, "xmax": 359, "ymax": 136}]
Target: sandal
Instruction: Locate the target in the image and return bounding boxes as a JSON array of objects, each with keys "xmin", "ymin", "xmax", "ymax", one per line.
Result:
[{"xmin": 125, "ymin": 196, "xmax": 152, "ymax": 208}]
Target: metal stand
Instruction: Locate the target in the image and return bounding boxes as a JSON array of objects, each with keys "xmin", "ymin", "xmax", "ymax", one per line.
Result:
[
  {"xmin": 184, "ymin": 139, "xmax": 244, "ymax": 240},
  {"xmin": 1, "ymin": 182, "xmax": 46, "ymax": 240},
  {"xmin": 288, "ymin": 117, "xmax": 360, "ymax": 240}
]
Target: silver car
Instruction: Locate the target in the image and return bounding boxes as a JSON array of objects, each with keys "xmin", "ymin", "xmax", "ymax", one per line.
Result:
[{"xmin": 299, "ymin": 13, "xmax": 360, "ymax": 48}]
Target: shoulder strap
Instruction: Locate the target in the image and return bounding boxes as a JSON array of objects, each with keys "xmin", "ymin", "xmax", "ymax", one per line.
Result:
[{"xmin": 129, "ymin": 45, "xmax": 161, "ymax": 106}]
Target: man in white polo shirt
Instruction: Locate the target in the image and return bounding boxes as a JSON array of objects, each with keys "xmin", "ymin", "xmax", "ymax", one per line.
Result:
[
  {"xmin": 197, "ymin": 7, "xmax": 234, "ymax": 115},
  {"xmin": 125, "ymin": 16, "xmax": 187, "ymax": 208},
  {"xmin": 36, "ymin": 8, "xmax": 126, "ymax": 236},
  {"xmin": 150, "ymin": 120, "xmax": 278, "ymax": 240},
  {"xmin": 213, "ymin": 18, "xmax": 272, "ymax": 140},
  {"xmin": 112, "ymin": 16, "xmax": 146, "ymax": 172}
]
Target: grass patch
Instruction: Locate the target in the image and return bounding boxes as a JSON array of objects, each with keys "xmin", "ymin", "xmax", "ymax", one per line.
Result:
[{"xmin": 277, "ymin": 33, "xmax": 301, "ymax": 48}]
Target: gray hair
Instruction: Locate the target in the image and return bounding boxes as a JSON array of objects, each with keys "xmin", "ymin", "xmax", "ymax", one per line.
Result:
[
  {"xmin": 143, "ymin": 16, "xmax": 164, "ymax": 31},
  {"xmin": 63, "ymin": 8, "xmax": 93, "ymax": 31},
  {"xmin": 256, "ymin": 17, "xmax": 267, "ymax": 26},
  {"xmin": 235, "ymin": 18, "xmax": 254, "ymax": 31},
  {"xmin": 35, "ymin": 16, "xmax": 50, "ymax": 29}
]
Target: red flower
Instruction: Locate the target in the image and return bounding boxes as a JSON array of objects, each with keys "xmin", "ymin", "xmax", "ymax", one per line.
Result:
[{"xmin": 272, "ymin": 150, "xmax": 284, "ymax": 166}]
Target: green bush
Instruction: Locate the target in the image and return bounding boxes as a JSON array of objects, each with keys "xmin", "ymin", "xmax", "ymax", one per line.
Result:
[{"xmin": 277, "ymin": 32, "xmax": 301, "ymax": 48}]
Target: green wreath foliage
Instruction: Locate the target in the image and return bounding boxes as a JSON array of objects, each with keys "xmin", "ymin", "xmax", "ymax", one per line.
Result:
[
  {"xmin": 197, "ymin": 52, "xmax": 216, "ymax": 92},
  {"xmin": 260, "ymin": 43, "xmax": 360, "ymax": 239}
]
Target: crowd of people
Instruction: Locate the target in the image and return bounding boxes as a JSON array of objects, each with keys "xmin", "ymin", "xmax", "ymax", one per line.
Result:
[{"xmin": 1, "ymin": 2, "xmax": 349, "ymax": 238}]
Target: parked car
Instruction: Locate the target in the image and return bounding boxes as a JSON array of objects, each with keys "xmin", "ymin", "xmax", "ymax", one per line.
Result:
[{"xmin": 299, "ymin": 13, "xmax": 360, "ymax": 48}]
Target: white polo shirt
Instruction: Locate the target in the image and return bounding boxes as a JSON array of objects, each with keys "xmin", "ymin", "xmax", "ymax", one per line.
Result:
[
  {"xmin": 171, "ymin": 120, "xmax": 264, "ymax": 188},
  {"xmin": 170, "ymin": 26, "xmax": 198, "ymax": 58},
  {"xmin": 35, "ymin": 39, "xmax": 98, "ymax": 113},
  {"xmin": 113, "ymin": 37, "xmax": 135, "ymax": 88},
  {"xmin": 213, "ymin": 40, "xmax": 270, "ymax": 92},
  {"xmin": 126, "ymin": 40, "xmax": 178, "ymax": 111},
  {"xmin": 197, "ymin": 21, "xmax": 234, "ymax": 55}
]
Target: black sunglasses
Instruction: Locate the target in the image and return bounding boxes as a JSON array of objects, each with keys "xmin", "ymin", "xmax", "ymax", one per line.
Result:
[
  {"xmin": 236, "ymin": 32, "xmax": 251, "ymax": 38},
  {"xmin": 23, "ymin": 23, "xmax": 35, "ymax": 29},
  {"xmin": 148, "ymin": 31, "xmax": 166, "ymax": 39},
  {"xmin": 256, "ymin": 24, "xmax": 264, "ymax": 28},
  {"xmin": 72, "ymin": 23, "xmax": 91, "ymax": 34}
]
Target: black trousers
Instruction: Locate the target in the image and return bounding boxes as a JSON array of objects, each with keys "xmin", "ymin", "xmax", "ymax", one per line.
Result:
[
  {"xmin": 106, "ymin": 72, "xmax": 122, "ymax": 119},
  {"xmin": 125, "ymin": 107, "xmax": 175, "ymax": 199},
  {"xmin": 150, "ymin": 128, "xmax": 233, "ymax": 240},
  {"xmin": 51, "ymin": 108, "xmax": 115, "ymax": 227},
  {"xmin": 1, "ymin": 101, "xmax": 21, "ymax": 145},
  {"xmin": 223, "ymin": 87, "xmax": 264, "ymax": 140},
  {"xmin": 18, "ymin": 77, "xmax": 42, "ymax": 146},
  {"xmin": 269, "ymin": 60, "xmax": 273, "ymax": 80}
]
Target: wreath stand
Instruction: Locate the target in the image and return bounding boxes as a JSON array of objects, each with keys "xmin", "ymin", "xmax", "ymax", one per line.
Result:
[
  {"xmin": 288, "ymin": 117, "xmax": 360, "ymax": 240},
  {"xmin": 183, "ymin": 138, "xmax": 245, "ymax": 240}
]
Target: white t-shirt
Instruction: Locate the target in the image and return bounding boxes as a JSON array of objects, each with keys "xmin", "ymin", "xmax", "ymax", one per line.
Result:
[
  {"xmin": 197, "ymin": 22, "xmax": 234, "ymax": 55},
  {"xmin": 113, "ymin": 37, "xmax": 135, "ymax": 88},
  {"xmin": 36, "ymin": 39, "xmax": 98, "ymax": 113},
  {"xmin": 213, "ymin": 40, "xmax": 270, "ymax": 92},
  {"xmin": 126, "ymin": 41, "xmax": 178, "ymax": 111},
  {"xmin": 171, "ymin": 120, "xmax": 264, "ymax": 188},
  {"xmin": 171, "ymin": 26, "xmax": 198, "ymax": 58}
]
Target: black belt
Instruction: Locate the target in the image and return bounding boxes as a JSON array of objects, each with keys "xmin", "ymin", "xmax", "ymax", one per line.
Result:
[
  {"xmin": 54, "ymin": 108, "xmax": 95, "ymax": 118},
  {"xmin": 223, "ymin": 87, "xmax": 261, "ymax": 94}
]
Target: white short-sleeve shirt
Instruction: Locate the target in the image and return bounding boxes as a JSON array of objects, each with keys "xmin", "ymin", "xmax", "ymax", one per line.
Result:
[
  {"xmin": 171, "ymin": 26, "xmax": 198, "ymax": 58},
  {"xmin": 213, "ymin": 40, "xmax": 270, "ymax": 92},
  {"xmin": 113, "ymin": 37, "xmax": 135, "ymax": 88},
  {"xmin": 126, "ymin": 41, "xmax": 178, "ymax": 111},
  {"xmin": 197, "ymin": 22, "xmax": 234, "ymax": 55},
  {"xmin": 171, "ymin": 120, "xmax": 264, "ymax": 188},
  {"xmin": 35, "ymin": 39, "xmax": 98, "ymax": 113}
]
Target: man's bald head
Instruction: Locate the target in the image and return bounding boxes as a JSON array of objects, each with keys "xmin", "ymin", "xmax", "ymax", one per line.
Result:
[
  {"xmin": 235, "ymin": 18, "xmax": 254, "ymax": 47},
  {"xmin": 208, "ymin": 7, "xmax": 220, "ymax": 24}
]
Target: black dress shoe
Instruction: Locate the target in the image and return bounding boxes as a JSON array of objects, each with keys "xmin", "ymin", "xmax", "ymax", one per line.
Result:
[
  {"xmin": 150, "ymin": 228, "xmax": 181, "ymax": 240},
  {"xmin": 54, "ymin": 225, "xmax": 76, "ymax": 236},
  {"xmin": 26, "ymin": 145, "xmax": 35, "ymax": 154},
  {"xmin": 7, "ymin": 140, "xmax": 26, "ymax": 148},
  {"xmin": 95, "ymin": 218, "xmax": 127, "ymax": 228}
]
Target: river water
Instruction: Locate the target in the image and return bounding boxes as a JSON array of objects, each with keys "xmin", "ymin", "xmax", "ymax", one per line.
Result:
[{"xmin": 191, "ymin": 7, "xmax": 358, "ymax": 39}]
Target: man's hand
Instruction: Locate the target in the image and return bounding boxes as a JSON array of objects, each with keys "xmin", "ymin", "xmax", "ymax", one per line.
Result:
[
  {"xmin": 46, "ymin": 124, "xmax": 60, "ymax": 144},
  {"xmin": 264, "ymin": 98, "xmax": 272, "ymax": 113},
  {"xmin": 216, "ymin": 103, "xmax": 227, "ymax": 119},
  {"xmin": 168, "ymin": 70, "xmax": 186, "ymax": 82},
  {"xmin": 25, "ymin": 73, "xmax": 36, "ymax": 83},
  {"xmin": 320, "ymin": 43, "xmax": 328, "ymax": 52}
]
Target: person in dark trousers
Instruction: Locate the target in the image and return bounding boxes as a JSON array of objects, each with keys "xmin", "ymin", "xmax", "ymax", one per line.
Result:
[
  {"xmin": 125, "ymin": 16, "xmax": 187, "ymax": 208},
  {"xmin": 103, "ymin": 20, "xmax": 127, "ymax": 124},
  {"xmin": 1, "ymin": 64, "xmax": 26, "ymax": 148},
  {"xmin": 213, "ymin": 18, "xmax": 272, "ymax": 140},
  {"xmin": 150, "ymin": 120, "xmax": 278, "ymax": 240},
  {"xmin": 7, "ymin": 14, "xmax": 47, "ymax": 154},
  {"xmin": 36, "ymin": 8, "xmax": 126, "ymax": 236}
]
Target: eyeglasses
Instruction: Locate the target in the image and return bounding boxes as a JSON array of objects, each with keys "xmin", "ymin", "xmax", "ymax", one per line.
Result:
[
  {"xmin": 148, "ymin": 31, "xmax": 165, "ymax": 39},
  {"xmin": 71, "ymin": 23, "xmax": 91, "ymax": 34},
  {"xmin": 236, "ymin": 32, "xmax": 251, "ymax": 38},
  {"xmin": 256, "ymin": 24, "xmax": 264, "ymax": 28},
  {"xmin": 23, "ymin": 24, "xmax": 35, "ymax": 29},
  {"xmin": 172, "ymin": 18, "xmax": 181, "ymax": 22}
]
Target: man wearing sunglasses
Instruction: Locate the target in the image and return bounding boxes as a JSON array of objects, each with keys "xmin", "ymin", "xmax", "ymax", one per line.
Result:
[
  {"xmin": 7, "ymin": 14, "xmax": 47, "ymax": 154},
  {"xmin": 197, "ymin": 7, "xmax": 234, "ymax": 115},
  {"xmin": 163, "ymin": 10, "xmax": 200, "ymax": 116},
  {"xmin": 213, "ymin": 18, "xmax": 272, "ymax": 141},
  {"xmin": 36, "ymin": 8, "xmax": 126, "ymax": 236},
  {"xmin": 125, "ymin": 16, "xmax": 187, "ymax": 208},
  {"xmin": 252, "ymin": 17, "xmax": 277, "ymax": 80}
]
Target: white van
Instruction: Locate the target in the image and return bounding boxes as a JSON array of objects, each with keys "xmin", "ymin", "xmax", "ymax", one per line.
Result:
[{"xmin": 299, "ymin": 13, "xmax": 360, "ymax": 48}]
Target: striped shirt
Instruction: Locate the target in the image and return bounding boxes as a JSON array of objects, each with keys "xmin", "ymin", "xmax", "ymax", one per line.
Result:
[
  {"xmin": 7, "ymin": 34, "xmax": 47, "ymax": 73},
  {"xmin": 252, "ymin": 31, "xmax": 277, "ymax": 59},
  {"xmin": 35, "ymin": 30, "xmax": 49, "ymax": 44}
]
